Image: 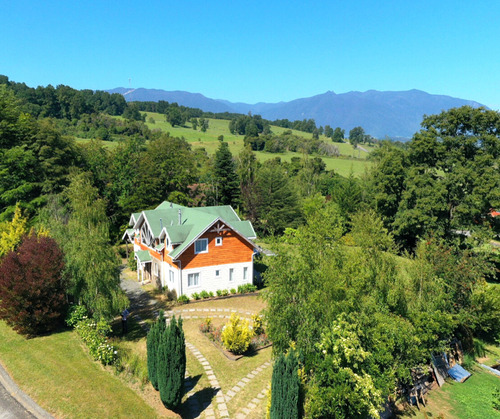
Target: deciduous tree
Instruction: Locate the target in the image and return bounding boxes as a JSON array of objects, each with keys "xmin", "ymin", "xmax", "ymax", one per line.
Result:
[{"xmin": 0, "ymin": 234, "xmax": 67, "ymax": 335}]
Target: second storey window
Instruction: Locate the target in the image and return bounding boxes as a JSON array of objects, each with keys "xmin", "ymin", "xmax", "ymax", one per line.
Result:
[
  {"xmin": 194, "ymin": 238, "xmax": 208, "ymax": 254},
  {"xmin": 215, "ymin": 237, "xmax": 223, "ymax": 246}
]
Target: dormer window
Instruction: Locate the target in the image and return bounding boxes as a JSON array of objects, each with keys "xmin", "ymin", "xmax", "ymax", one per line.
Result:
[
  {"xmin": 194, "ymin": 238, "xmax": 208, "ymax": 254},
  {"xmin": 215, "ymin": 237, "xmax": 223, "ymax": 246}
]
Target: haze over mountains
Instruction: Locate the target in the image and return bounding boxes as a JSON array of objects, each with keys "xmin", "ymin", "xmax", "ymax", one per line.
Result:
[{"xmin": 108, "ymin": 87, "xmax": 485, "ymax": 139}]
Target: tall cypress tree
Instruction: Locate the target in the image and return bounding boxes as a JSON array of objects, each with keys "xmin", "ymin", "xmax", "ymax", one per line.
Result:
[
  {"xmin": 147, "ymin": 310, "xmax": 165, "ymax": 390},
  {"xmin": 270, "ymin": 349, "xmax": 301, "ymax": 418},
  {"xmin": 158, "ymin": 315, "xmax": 186, "ymax": 409}
]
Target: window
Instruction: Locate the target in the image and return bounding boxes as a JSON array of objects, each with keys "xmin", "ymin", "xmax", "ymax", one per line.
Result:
[
  {"xmin": 215, "ymin": 270, "xmax": 220, "ymax": 277},
  {"xmin": 194, "ymin": 238, "xmax": 208, "ymax": 254},
  {"xmin": 169, "ymin": 270, "xmax": 174, "ymax": 283},
  {"xmin": 215, "ymin": 237, "xmax": 223, "ymax": 246},
  {"xmin": 188, "ymin": 273, "xmax": 199, "ymax": 287},
  {"xmin": 229, "ymin": 268, "xmax": 234, "ymax": 281},
  {"xmin": 243, "ymin": 267, "xmax": 248, "ymax": 280}
]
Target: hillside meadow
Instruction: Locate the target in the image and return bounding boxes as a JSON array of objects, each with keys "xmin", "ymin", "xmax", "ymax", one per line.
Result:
[{"xmin": 144, "ymin": 112, "xmax": 373, "ymax": 177}]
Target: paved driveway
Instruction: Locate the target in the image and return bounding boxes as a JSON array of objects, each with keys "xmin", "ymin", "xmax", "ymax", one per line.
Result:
[{"xmin": 0, "ymin": 382, "xmax": 35, "ymax": 419}]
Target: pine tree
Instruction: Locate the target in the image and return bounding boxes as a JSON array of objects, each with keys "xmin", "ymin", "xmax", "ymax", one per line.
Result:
[
  {"xmin": 158, "ymin": 315, "xmax": 186, "ymax": 409},
  {"xmin": 270, "ymin": 349, "xmax": 301, "ymax": 419},
  {"xmin": 213, "ymin": 141, "xmax": 240, "ymax": 207}
]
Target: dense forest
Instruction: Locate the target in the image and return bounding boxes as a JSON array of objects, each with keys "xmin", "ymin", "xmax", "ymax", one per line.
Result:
[{"xmin": 0, "ymin": 75, "xmax": 499, "ymax": 416}]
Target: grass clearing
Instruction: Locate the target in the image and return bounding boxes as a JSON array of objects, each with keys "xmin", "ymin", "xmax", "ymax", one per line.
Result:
[
  {"xmin": 142, "ymin": 112, "xmax": 372, "ymax": 176},
  {"xmin": 400, "ymin": 366, "xmax": 500, "ymax": 419},
  {"xmin": 0, "ymin": 321, "xmax": 163, "ymax": 418}
]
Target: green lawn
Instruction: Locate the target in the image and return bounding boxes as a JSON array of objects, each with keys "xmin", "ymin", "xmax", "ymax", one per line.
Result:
[
  {"xmin": 402, "ymin": 366, "xmax": 500, "ymax": 419},
  {"xmin": 0, "ymin": 321, "xmax": 164, "ymax": 418}
]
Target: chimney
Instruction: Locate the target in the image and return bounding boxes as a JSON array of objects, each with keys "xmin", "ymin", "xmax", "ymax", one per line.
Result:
[{"xmin": 178, "ymin": 209, "xmax": 182, "ymax": 225}]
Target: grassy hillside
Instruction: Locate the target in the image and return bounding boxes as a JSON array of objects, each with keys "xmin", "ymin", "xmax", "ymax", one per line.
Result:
[
  {"xmin": 143, "ymin": 112, "xmax": 372, "ymax": 177},
  {"xmin": 0, "ymin": 321, "xmax": 162, "ymax": 418}
]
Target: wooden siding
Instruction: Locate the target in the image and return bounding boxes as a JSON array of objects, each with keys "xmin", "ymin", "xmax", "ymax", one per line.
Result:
[
  {"xmin": 178, "ymin": 231, "xmax": 253, "ymax": 270},
  {"xmin": 134, "ymin": 238, "xmax": 162, "ymax": 262}
]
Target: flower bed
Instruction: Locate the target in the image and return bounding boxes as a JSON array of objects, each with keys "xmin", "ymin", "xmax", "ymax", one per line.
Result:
[{"xmin": 199, "ymin": 315, "xmax": 271, "ymax": 361}]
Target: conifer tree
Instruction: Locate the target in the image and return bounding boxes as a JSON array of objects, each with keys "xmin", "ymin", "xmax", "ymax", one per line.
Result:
[
  {"xmin": 213, "ymin": 141, "xmax": 240, "ymax": 207},
  {"xmin": 158, "ymin": 315, "xmax": 186, "ymax": 409},
  {"xmin": 147, "ymin": 310, "xmax": 165, "ymax": 390},
  {"xmin": 270, "ymin": 349, "xmax": 301, "ymax": 419}
]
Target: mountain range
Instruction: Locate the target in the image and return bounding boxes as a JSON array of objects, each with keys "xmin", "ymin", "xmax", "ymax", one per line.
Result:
[{"xmin": 107, "ymin": 87, "xmax": 485, "ymax": 139}]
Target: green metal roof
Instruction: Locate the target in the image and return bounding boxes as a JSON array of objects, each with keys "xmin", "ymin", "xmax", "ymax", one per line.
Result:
[
  {"xmin": 131, "ymin": 201, "xmax": 256, "ymax": 260},
  {"xmin": 135, "ymin": 250, "xmax": 152, "ymax": 263}
]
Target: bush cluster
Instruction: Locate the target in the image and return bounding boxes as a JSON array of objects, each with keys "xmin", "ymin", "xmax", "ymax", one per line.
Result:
[
  {"xmin": 177, "ymin": 285, "xmax": 257, "ymax": 304},
  {"xmin": 221, "ymin": 313, "xmax": 253, "ymax": 355},
  {"xmin": 75, "ymin": 318, "xmax": 117, "ymax": 365},
  {"xmin": 65, "ymin": 304, "xmax": 88, "ymax": 327},
  {"xmin": 199, "ymin": 317, "xmax": 213, "ymax": 333}
]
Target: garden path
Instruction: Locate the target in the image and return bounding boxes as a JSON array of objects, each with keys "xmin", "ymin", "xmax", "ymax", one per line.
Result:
[{"xmin": 120, "ymin": 273, "xmax": 271, "ymax": 418}]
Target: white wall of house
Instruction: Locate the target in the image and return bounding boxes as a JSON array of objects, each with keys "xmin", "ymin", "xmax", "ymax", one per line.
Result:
[
  {"xmin": 160, "ymin": 262, "xmax": 180, "ymax": 295},
  {"xmin": 180, "ymin": 261, "xmax": 253, "ymax": 297}
]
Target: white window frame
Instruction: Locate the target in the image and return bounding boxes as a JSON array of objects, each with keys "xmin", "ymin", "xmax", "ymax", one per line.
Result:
[
  {"xmin": 215, "ymin": 269, "xmax": 220, "ymax": 277},
  {"xmin": 188, "ymin": 272, "xmax": 199, "ymax": 287},
  {"xmin": 215, "ymin": 237, "xmax": 223, "ymax": 246},
  {"xmin": 243, "ymin": 266, "xmax": 248, "ymax": 280},
  {"xmin": 169, "ymin": 270, "xmax": 174, "ymax": 283},
  {"xmin": 194, "ymin": 238, "xmax": 208, "ymax": 254},
  {"xmin": 229, "ymin": 268, "xmax": 234, "ymax": 281}
]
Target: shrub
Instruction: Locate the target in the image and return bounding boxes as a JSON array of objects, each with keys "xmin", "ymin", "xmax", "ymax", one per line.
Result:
[
  {"xmin": 221, "ymin": 313, "xmax": 252, "ymax": 354},
  {"xmin": 66, "ymin": 304, "xmax": 88, "ymax": 328},
  {"xmin": 473, "ymin": 338, "xmax": 486, "ymax": 358},
  {"xmin": 0, "ymin": 234, "xmax": 68, "ymax": 336},
  {"xmin": 252, "ymin": 314, "xmax": 265, "ymax": 336},
  {"xmin": 192, "ymin": 292, "xmax": 201, "ymax": 300},
  {"xmin": 199, "ymin": 317, "xmax": 213, "ymax": 333},
  {"xmin": 493, "ymin": 387, "xmax": 500, "ymax": 411},
  {"xmin": 200, "ymin": 290, "xmax": 210, "ymax": 299},
  {"xmin": 216, "ymin": 289, "xmax": 223, "ymax": 297},
  {"xmin": 209, "ymin": 291, "xmax": 214, "ymax": 298},
  {"xmin": 178, "ymin": 294, "xmax": 189, "ymax": 304},
  {"xmin": 251, "ymin": 333, "xmax": 270, "ymax": 350},
  {"xmin": 230, "ymin": 288, "xmax": 237, "ymax": 295},
  {"xmin": 127, "ymin": 252, "xmax": 137, "ymax": 271},
  {"xmin": 75, "ymin": 318, "xmax": 117, "ymax": 365},
  {"xmin": 166, "ymin": 288, "xmax": 177, "ymax": 301},
  {"xmin": 221, "ymin": 289, "xmax": 229, "ymax": 296},
  {"xmin": 239, "ymin": 284, "xmax": 257, "ymax": 293}
]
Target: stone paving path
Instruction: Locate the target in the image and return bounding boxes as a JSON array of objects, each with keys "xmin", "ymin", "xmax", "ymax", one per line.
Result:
[
  {"xmin": 121, "ymin": 274, "xmax": 272, "ymax": 418},
  {"xmin": 167, "ymin": 307, "xmax": 255, "ymax": 323},
  {"xmin": 223, "ymin": 361, "xmax": 271, "ymax": 403},
  {"xmin": 185, "ymin": 342, "xmax": 229, "ymax": 418},
  {"xmin": 234, "ymin": 384, "xmax": 270, "ymax": 419}
]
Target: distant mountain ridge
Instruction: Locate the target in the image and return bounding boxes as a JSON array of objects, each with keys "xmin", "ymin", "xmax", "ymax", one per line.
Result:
[{"xmin": 107, "ymin": 87, "xmax": 485, "ymax": 138}]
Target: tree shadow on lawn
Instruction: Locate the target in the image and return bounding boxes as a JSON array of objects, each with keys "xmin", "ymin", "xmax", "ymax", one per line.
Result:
[
  {"xmin": 110, "ymin": 316, "xmax": 147, "ymax": 342},
  {"xmin": 184, "ymin": 374, "xmax": 202, "ymax": 393},
  {"xmin": 177, "ymin": 386, "xmax": 217, "ymax": 419}
]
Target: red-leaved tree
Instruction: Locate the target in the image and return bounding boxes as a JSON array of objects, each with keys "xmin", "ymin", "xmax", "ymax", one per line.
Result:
[{"xmin": 0, "ymin": 234, "xmax": 68, "ymax": 336}]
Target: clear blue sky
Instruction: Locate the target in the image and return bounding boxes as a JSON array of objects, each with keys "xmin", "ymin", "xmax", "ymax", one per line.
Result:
[{"xmin": 2, "ymin": 0, "xmax": 499, "ymax": 109}]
